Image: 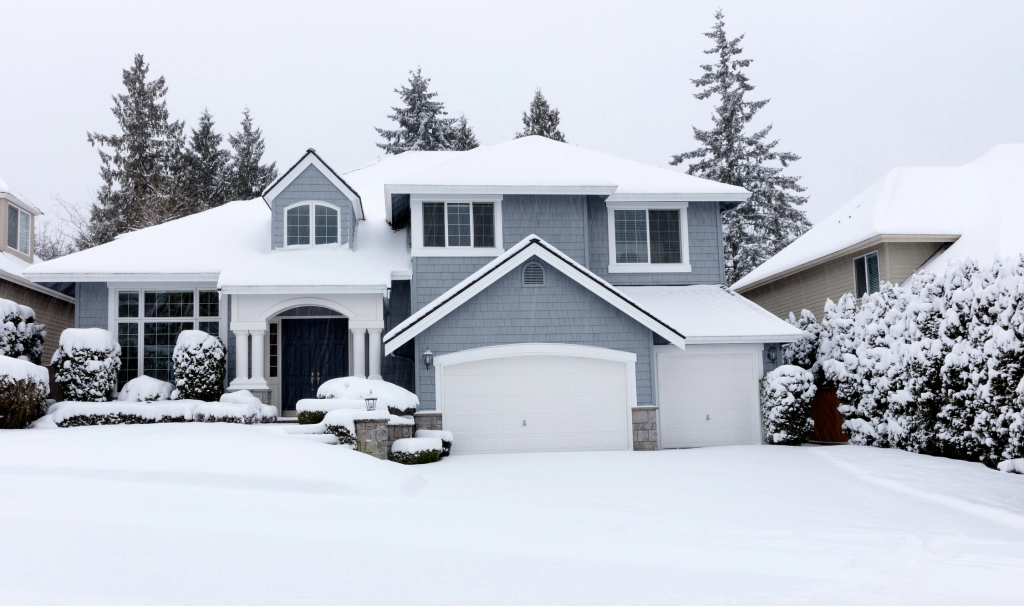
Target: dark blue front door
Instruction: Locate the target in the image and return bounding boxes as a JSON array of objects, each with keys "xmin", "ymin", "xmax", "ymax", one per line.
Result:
[{"xmin": 281, "ymin": 318, "xmax": 348, "ymax": 411}]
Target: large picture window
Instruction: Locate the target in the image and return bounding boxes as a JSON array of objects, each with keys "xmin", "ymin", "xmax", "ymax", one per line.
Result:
[
  {"xmin": 115, "ymin": 288, "xmax": 222, "ymax": 390},
  {"xmin": 7, "ymin": 204, "xmax": 30, "ymax": 255},
  {"xmin": 854, "ymin": 251, "xmax": 880, "ymax": 298},
  {"xmin": 422, "ymin": 201, "xmax": 496, "ymax": 249},
  {"xmin": 286, "ymin": 203, "xmax": 339, "ymax": 247}
]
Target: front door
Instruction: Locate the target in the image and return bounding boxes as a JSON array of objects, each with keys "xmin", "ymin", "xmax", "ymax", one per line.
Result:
[{"xmin": 281, "ymin": 318, "xmax": 348, "ymax": 412}]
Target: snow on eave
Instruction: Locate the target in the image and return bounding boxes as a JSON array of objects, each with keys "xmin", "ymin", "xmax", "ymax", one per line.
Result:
[{"xmin": 0, "ymin": 186, "xmax": 42, "ymax": 215}]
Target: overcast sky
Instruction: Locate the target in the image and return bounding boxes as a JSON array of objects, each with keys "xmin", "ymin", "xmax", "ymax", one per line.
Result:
[{"xmin": 2, "ymin": 0, "xmax": 1022, "ymax": 229}]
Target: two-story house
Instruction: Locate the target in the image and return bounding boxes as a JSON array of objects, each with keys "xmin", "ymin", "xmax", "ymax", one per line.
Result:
[{"xmin": 25, "ymin": 137, "xmax": 801, "ymax": 454}]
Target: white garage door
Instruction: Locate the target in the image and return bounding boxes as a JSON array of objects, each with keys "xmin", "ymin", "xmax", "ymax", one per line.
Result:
[
  {"xmin": 441, "ymin": 354, "xmax": 632, "ymax": 455},
  {"xmin": 658, "ymin": 349, "xmax": 761, "ymax": 448}
]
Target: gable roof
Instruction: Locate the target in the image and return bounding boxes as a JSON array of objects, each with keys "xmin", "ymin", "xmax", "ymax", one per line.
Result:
[
  {"xmin": 262, "ymin": 149, "xmax": 364, "ymax": 220},
  {"xmin": 732, "ymin": 144, "xmax": 1024, "ymax": 292},
  {"xmin": 382, "ymin": 234, "xmax": 688, "ymax": 355}
]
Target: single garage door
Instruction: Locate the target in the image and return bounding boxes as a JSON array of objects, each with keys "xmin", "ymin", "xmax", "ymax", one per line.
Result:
[
  {"xmin": 441, "ymin": 354, "xmax": 632, "ymax": 455},
  {"xmin": 658, "ymin": 349, "xmax": 761, "ymax": 448}
]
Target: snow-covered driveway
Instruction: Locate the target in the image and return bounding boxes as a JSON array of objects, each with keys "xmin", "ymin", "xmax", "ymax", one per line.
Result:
[{"xmin": 1, "ymin": 424, "xmax": 1022, "ymax": 605}]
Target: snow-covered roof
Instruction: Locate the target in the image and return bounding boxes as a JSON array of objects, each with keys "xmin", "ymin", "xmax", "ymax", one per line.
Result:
[
  {"xmin": 262, "ymin": 149, "xmax": 364, "ymax": 220},
  {"xmin": 732, "ymin": 144, "xmax": 1024, "ymax": 291},
  {"xmin": 343, "ymin": 150, "xmax": 464, "ymax": 222},
  {"xmin": 618, "ymin": 285, "xmax": 804, "ymax": 344},
  {"xmin": 0, "ymin": 175, "xmax": 42, "ymax": 215}
]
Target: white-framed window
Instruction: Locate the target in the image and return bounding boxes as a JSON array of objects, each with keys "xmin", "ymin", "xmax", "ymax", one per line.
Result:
[
  {"xmin": 854, "ymin": 251, "xmax": 880, "ymax": 298},
  {"xmin": 285, "ymin": 202, "xmax": 340, "ymax": 247},
  {"xmin": 7, "ymin": 203, "xmax": 30, "ymax": 256},
  {"xmin": 411, "ymin": 195, "xmax": 504, "ymax": 257},
  {"xmin": 113, "ymin": 287, "xmax": 223, "ymax": 390},
  {"xmin": 607, "ymin": 202, "xmax": 691, "ymax": 273}
]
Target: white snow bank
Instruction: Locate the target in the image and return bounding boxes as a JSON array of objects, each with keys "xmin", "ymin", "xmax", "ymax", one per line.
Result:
[
  {"xmin": 117, "ymin": 375, "xmax": 173, "ymax": 402},
  {"xmin": 316, "ymin": 377, "xmax": 419, "ymax": 414},
  {"xmin": 50, "ymin": 400, "xmax": 200, "ymax": 424},
  {"xmin": 221, "ymin": 390, "xmax": 263, "ymax": 406},
  {"xmin": 998, "ymin": 459, "xmax": 1024, "ymax": 474},
  {"xmin": 296, "ymin": 397, "xmax": 366, "ymax": 414},
  {"xmin": 57, "ymin": 328, "xmax": 119, "ymax": 352},
  {"xmin": 0, "ymin": 355, "xmax": 49, "ymax": 385},
  {"xmin": 392, "ymin": 437, "xmax": 443, "ymax": 454},
  {"xmin": 416, "ymin": 429, "xmax": 453, "ymax": 442}
]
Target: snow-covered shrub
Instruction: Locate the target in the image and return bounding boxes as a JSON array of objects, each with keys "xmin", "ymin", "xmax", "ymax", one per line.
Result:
[
  {"xmin": 296, "ymin": 397, "xmax": 365, "ymax": 425},
  {"xmin": 317, "ymin": 376, "xmax": 419, "ymax": 416},
  {"xmin": 51, "ymin": 401, "xmax": 196, "ymax": 427},
  {"xmin": 0, "ymin": 355, "xmax": 50, "ymax": 429},
  {"xmin": 415, "ymin": 429, "xmax": 453, "ymax": 457},
  {"xmin": 0, "ymin": 298, "xmax": 45, "ymax": 364},
  {"xmin": 783, "ymin": 310, "xmax": 822, "ymax": 379},
  {"xmin": 51, "ymin": 328, "xmax": 120, "ymax": 402},
  {"xmin": 117, "ymin": 375, "xmax": 174, "ymax": 402},
  {"xmin": 171, "ymin": 330, "xmax": 226, "ymax": 401},
  {"xmin": 390, "ymin": 437, "xmax": 443, "ymax": 465},
  {"xmin": 193, "ymin": 402, "xmax": 276, "ymax": 424},
  {"xmin": 935, "ymin": 259, "xmax": 983, "ymax": 459},
  {"xmin": 760, "ymin": 365, "xmax": 816, "ymax": 445}
]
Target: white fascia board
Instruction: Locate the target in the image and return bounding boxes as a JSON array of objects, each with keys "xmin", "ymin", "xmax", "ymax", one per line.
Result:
[
  {"xmin": 22, "ymin": 272, "xmax": 222, "ymax": 283},
  {"xmin": 219, "ymin": 285, "xmax": 388, "ymax": 295},
  {"xmin": 605, "ymin": 192, "xmax": 750, "ymax": 202},
  {"xmin": 683, "ymin": 334, "xmax": 803, "ymax": 345},
  {"xmin": 264, "ymin": 154, "xmax": 364, "ymax": 220},
  {"xmin": 387, "ymin": 184, "xmax": 618, "ymax": 196}
]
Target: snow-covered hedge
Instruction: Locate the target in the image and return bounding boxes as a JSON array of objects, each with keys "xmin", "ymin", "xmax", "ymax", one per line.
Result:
[
  {"xmin": 0, "ymin": 355, "xmax": 50, "ymax": 429},
  {"xmin": 296, "ymin": 397, "xmax": 365, "ymax": 425},
  {"xmin": 760, "ymin": 365, "xmax": 816, "ymax": 445},
  {"xmin": 390, "ymin": 437, "xmax": 443, "ymax": 465},
  {"xmin": 193, "ymin": 402, "xmax": 276, "ymax": 424},
  {"xmin": 415, "ymin": 429, "xmax": 453, "ymax": 457},
  {"xmin": 317, "ymin": 377, "xmax": 419, "ymax": 416},
  {"xmin": 171, "ymin": 330, "xmax": 226, "ymax": 401},
  {"xmin": 0, "ymin": 298, "xmax": 45, "ymax": 364},
  {"xmin": 51, "ymin": 328, "xmax": 120, "ymax": 402},
  {"xmin": 51, "ymin": 401, "xmax": 197, "ymax": 427},
  {"xmin": 117, "ymin": 375, "xmax": 174, "ymax": 402}
]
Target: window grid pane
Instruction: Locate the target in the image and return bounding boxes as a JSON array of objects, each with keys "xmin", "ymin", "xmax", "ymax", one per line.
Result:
[
  {"xmin": 118, "ymin": 291, "xmax": 139, "ymax": 318},
  {"xmin": 144, "ymin": 291, "xmax": 194, "ymax": 318},
  {"xmin": 315, "ymin": 205, "xmax": 339, "ymax": 245},
  {"xmin": 7, "ymin": 208, "xmax": 18, "ymax": 251},
  {"xmin": 198, "ymin": 321, "xmax": 219, "ymax": 336},
  {"xmin": 447, "ymin": 203, "xmax": 471, "ymax": 247},
  {"xmin": 648, "ymin": 210, "xmax": 681, "ymax": 264},
  {"xmin": 472, "ymin": 203, "xmax": 495, "ymax": 248},
  {"xmin": 286, "ymin": 205, "xmax": 310, "ymax": 246},
  {"xmin": 18, "ymin": 211, "xmax": 29, "ymax": 254},
  {"xmin": 614, "ymin": 210, "xmax": 649, "ymax": 263},
  {"xmin": 117, "ymin": 323, "xmax": 139, "ymax": 390},
  {"xmin": 423, "ymin": 203, "xmax": 446, "ymax": 247},
  {"xmin": 198, "ymin": 291, "xmax": 219, "ymax": 318},
  {"xmin": 144, "ymin": 322, "xmax": 193, "ymax": 382},
  {"xmin": 269, "ymin": 324, "xmax": 278, "ymax": 378}
]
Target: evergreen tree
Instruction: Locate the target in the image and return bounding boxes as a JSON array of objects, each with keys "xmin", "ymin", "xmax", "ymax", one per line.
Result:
[
  {"xmin": 515, "ymin": 88, "xmax": 566, "ymax": 142},
  {"xmin": 451, "ymin": 114, "xmax": 480, "ymax": 151},
  {"xmin": 226, "ymin": 108, "xmax": 277, "ymax": 200},
  {"xmin": 936, "ymin": 259, "xmax": 982, "ymax": 459},
  {"xmin": 375, "ymin": 68, "xmax": 455, "ymax": 154},
  {"xmin": 182, "ymin": 109, "xmax": 231, "ymax": 213},
  {"xmin": 783, "ymin": 309, "xmax": 821, "ymax": 380},
  {"xmin": 83, "ymin": 54, "xmax": 185, "ymax": 248},
  {"xmin": 671, "ymin": 10, "xmax": 811, "ymax": 285}
]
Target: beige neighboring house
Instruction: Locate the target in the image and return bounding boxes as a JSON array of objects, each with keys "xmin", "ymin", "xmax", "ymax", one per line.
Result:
[
  {"xmin": 732, "ymin": 144, "xmax": 1024, "ymax": 319},
  {"xmin": 0, "ymin": 176, "xmax": 75, "ymax": 364}
]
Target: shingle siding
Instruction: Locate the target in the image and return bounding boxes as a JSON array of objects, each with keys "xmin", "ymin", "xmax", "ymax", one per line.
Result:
[
  {"xmin": 271, "ymin": 165, "xmax": 356, "ymax": 249},
  {"xmin": 75, "ymin": 282, "xmax": 108, "ymax": 330},
  {"xmin": 502, "ymin": 194, "xmax": 588, "ymax": 264},
  {"xmin": 414, "ymin": 257, "xmax": 655, "ymax": 411}
]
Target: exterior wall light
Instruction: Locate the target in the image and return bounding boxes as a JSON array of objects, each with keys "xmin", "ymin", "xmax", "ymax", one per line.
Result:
[
  {"xmin": 423, "ymin": 349, "xmax": 433, "ymax": 368},
  {"xmin": 364, "ymin": 390, "xmax": 377, "ymax": 411},
  {"xmin": 767, "ymin": 345, "xmax": 778, "ymax": 364}
]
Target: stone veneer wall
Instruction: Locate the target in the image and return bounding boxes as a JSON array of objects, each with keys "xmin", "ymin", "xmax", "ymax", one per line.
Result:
[
  {"xmin": 354, "ymin": 419, "xmax": 389, "ymax": 460},
  {"xmin": 632, "ymin": 407, "xmax": 659, "ymax": 451},
  {"xmin": 414, "ymin": 413, "xmax": 442, "ymax": 432}
]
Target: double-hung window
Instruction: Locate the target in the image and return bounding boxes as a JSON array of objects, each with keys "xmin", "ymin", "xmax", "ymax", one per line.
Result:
[
  {"xmin": 286, "ymin": 203, "xmax": 339, "ymax": 247},
  {"xmin": 7, "ymin": 204, "xmax": 30, "ymax": 256},
  {"xmin": 115, "ymin": 288, "xmax": 222, "ymax": 390},
  {"xmin": 422, "ymin": 201, "xmax": 496, "ymax": 249},
  {"xmin": 608, "ymin": 204, "xmax": 689, "ymax": 272},
  {"xmin": 854, "ymin": 251, "xmax": 880, "ymax": 298}
]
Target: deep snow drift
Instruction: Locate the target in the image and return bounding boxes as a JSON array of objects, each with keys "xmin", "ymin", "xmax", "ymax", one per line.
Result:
[{"xmin": 0, "ymin": 426, "xmax": 1021, "ymax": 605}]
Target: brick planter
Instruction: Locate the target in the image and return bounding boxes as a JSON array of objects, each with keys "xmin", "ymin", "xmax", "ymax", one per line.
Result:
[
  {"xmin": 631, "ymin": 407, "xmax": 659, "ymax": 451},
  {"xmin": 354, "ymin": 419, "xmax": 390, "ymax": 460}
]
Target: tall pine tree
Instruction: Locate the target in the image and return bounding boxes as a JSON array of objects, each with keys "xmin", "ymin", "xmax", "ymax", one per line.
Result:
[
  {"xmin": 83, "ymin": 54, "xmax": 186, "ymax": 248},
  {"xmin": 182, "ymin": 109, "xmax": 231, "ymax": 213},
  {"xmin": 376, "ymin": 68, "xmax": 455, "ymax": 154},
  {"xmin": 672, "ymin": 10, "xmax": 810, "ymax": 285},
  {"xmin": 515, "ymin": 88, "xmax": 566, "ymax": 141},
  {"xmin": 451, "ymin": 114, "xmax": 480, "ymax": 151},
  {"xmin": 226, "ymin": 108, "xmax": 278, "ymax": 200}
]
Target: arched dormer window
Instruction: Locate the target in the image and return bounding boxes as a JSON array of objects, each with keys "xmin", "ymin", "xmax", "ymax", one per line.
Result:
[
  {"xmin": 286, "ymin": 203, "xmax": 339, "ymax": 247},
  {"xmin": 523, "ymin": 261, "xmax": 545, "ymax": 287}
]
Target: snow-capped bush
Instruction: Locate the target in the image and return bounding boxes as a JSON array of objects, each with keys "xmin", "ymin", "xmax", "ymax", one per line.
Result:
[
  {"xmin": 193, "ymin": 401, "xmax": 276, "ymax": 424},
  {"xmin": 390, "ymin": 437, "xmax": 443, "ymax": 465},
  {"xmin": 415, "ymin": 429, "xmax": 453, "ymax": 457},
  {"xmin": 296, "ymin": 397, "xmax": 365, "ymax": 424},
  {"xmin": 171, "ymin": 330, "xmax": 226, "ymax": 401},
  {"xmin": 317, "ymin": 376, "xmax": 419, "ymax": 416},
  {"xmin": 0, "ymin": 355, "xmax": 50, "ymax": 429},
  {"xmin": 760, "ymin": 365, "xmax": 816, "ymax": 445},
  {"xmin": 51, "ymin": 328, "xmax": 120, "ymax": 402},
  {"xmin": 117, "ymin": 375, "xmax": 174, "ymax": 402},
  {"xmin": 0, "ymin": 298, "xmax": 45, "ymax": 364},
  {"xmin": 51, "ymin": 400, "xmax": 196, "ymax": 427},
  {"xmin": 783, "ymin": 310, "xmax": 822, "ymax": 378}
]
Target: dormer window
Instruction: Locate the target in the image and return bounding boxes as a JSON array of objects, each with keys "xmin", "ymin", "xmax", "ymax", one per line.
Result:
[
  {"xmin": 286, "ymin": 203, "xmax": 339, "ymax": 247},
  {"xmin": 7, "ymin": 204, "xmax": 30, "ymax": 256}
]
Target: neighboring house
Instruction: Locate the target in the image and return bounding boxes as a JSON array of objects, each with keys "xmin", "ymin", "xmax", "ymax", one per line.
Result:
[
  {"xmin": 733, "ymin": 145, "xmax": 1024, "ymax": 319},
  {"xmin": 0, "ymin": 176, "xmax": 75, "ymax": 364},
  {"xmin": 25, "ymin": 137, "xmax": 800, "ymax": 454}
]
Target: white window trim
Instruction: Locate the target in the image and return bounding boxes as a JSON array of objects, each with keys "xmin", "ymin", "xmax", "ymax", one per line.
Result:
[
  {"xmin": 7, "ymin": 203, "xmax": 31, "ymax": 256},
  {"xmin": 607, "ymin": 201, "xmax": 691, "ymax": 273},
  {"xmin": 853, "ymin": 250, "xmax": 880, "ymax": 297},
  {"xmin": 107, "ymin": 284, "xmax": 225, "ymax": 394},
  {"xmin": 410, "ymin": 194, "xmax": 503, "ymax": 257},
  {"xmin": 282, "ymin": 201, "xmax": 342, "ymax": 250}
]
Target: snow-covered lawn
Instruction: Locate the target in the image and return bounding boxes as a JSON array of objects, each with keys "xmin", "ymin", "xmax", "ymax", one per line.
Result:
[{"xmin": 1, "ymin": 425, "xmax": 1022, "ymax": 605}]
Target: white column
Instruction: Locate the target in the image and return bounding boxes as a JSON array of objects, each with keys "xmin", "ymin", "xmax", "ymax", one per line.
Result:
[
  {"xmin": 249, "ymin": 329, "xmax": 267, "ymax": 387},
  {"xmin": 367, "ymin": 328, "xmax": 382, "ymax": 380},
  {"xmin": 231, "ymin": 330, "xmax": 249, "ymax": 388},
  {"xmin": 351, "ymin": 328, "xmax": 367, "ymax": 378}
]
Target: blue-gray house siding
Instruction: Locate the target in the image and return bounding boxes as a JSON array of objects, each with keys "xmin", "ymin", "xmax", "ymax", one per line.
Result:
[
  {"xmin": 270, "ymin": 164, "xmax": 357, "ymax": 249},
  {"xmin": 413, "ymin": 257, "xmax": 655, "ymax": 411},
  {"xmin": 75, "ymin": 282, "xmax": 108, "ymax": 329}
]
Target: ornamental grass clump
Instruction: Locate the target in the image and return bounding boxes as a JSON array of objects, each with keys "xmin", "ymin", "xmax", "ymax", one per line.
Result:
[
  {"xmin": 172, "ymin": 330, "xmax": 226, "ymax": 401},
  {"xmin": 51, "ymin": 328, "xmax": 120, "ymax": 402},
  {"xmin": 761, "ymin": 365, "xmax": 816, "ymax": 445}
]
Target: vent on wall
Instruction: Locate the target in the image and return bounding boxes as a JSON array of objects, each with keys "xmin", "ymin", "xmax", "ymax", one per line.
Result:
[{"xmin": 523, "ymin": 261, "xmax": 545, "ymax": 287}]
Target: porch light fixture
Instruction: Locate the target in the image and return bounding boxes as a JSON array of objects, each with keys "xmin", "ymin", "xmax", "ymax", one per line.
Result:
[
  {"xmin": 423, "ymin": 349, "xmax": 433, "ymax": 369},
  {"xmin": 364, "ymin": 391, "xmax": 377, "ymax": 411},
  {"xmin": 767, "ymin": 346, "xmax": 778, "ymax": 363}
]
